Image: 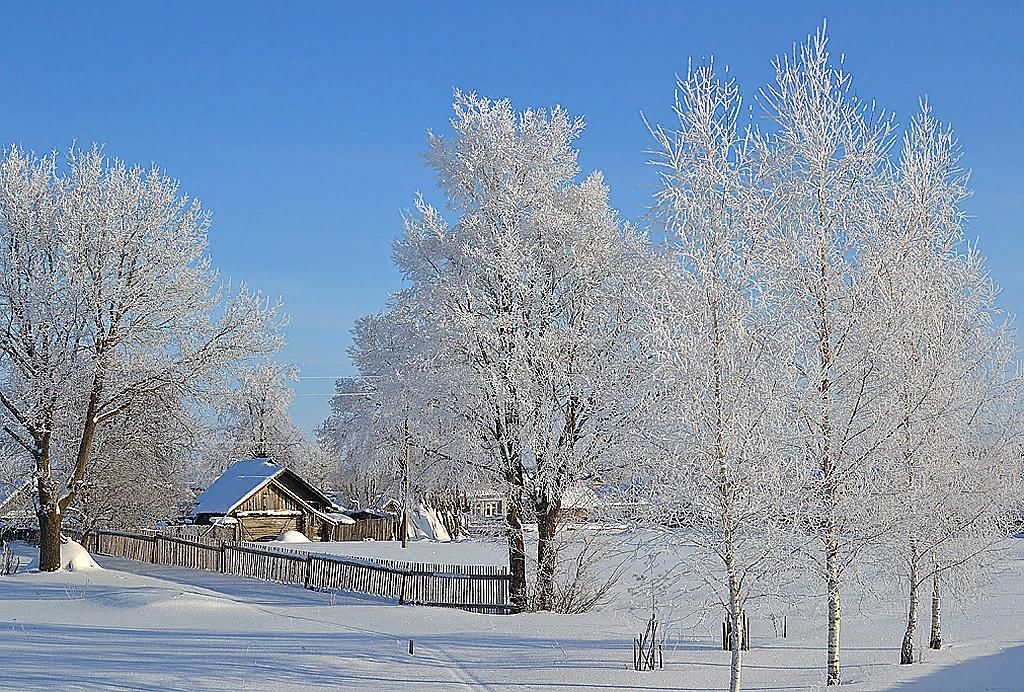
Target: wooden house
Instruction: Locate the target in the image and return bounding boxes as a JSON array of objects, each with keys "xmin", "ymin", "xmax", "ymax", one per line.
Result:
[
  {"xmin": 190, "ymin": 458, "xmax": 354, "ymax": 542},
  {"xmin": 0, "ymin": 479, "xmax": 36, "ymax": 540},
  {"xmin": 468, "ymin": 492, "xmax": 507, "ymax": 520}
]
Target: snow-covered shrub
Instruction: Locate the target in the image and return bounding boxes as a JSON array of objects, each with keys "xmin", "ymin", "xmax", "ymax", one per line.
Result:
[{"xmin": 529, "ymin": 528, "xmax": 623, "ymax": 614}]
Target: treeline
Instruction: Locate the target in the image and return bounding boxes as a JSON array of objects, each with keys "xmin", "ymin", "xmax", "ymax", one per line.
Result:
[{"xmin": 318, "ymin": 28, "xmax": 1023, "ymax": 692}]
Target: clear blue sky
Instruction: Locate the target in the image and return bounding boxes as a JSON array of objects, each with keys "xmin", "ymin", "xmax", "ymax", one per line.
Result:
[{"xmin": 2, "ymin": 2, "xmax": 1021, "ymax": 433}]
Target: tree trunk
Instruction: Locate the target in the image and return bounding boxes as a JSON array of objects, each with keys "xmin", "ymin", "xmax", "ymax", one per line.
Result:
[
  {"xmin": 535, "ymin": 500, "xmax": 562, "ymax": 611},
  {"xmin": 929, "ymin": 570, "xmax": 942, "ymax": 650},
  {"xmin": 901, "ymin": 545, "xmax": 920, "ymax": 665},
  {"xmin": 505, "ymin": 488, "xmax": 528, "ymax": 612},
  {"xmin": 37, "ymin": 475, "xmax": 63, "ymax": 572},
  {"xmin": 727, "ymin": 564, "xmax": 743, "ymax": 692},
  {"xmin": 825, "ymin": 524, "xmax": 842, "ymax": 685}
]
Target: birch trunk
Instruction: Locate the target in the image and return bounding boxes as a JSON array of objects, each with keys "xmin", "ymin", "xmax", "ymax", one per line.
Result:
[
  {"xmin": 816, "ymin": 202, "xmax": 842, "ymax": 687},
  {"xmin": 901, "ymin": 544, "xmax": 920, "ymax": 664},
  {"xmin": 727, "ymin": 563, "xmax": 744, "ymax": 692},
  {"xmin": 820, "ymin": 342, "xmax": 842, "ymax": 685},
  {"xmin": 929, "ymin": 570, "xmax": 942, "ymax": 650},
  {"xmin": 714, "ymin": 318, "xmax": 744, "ymax": 692},
  {"xmin": 826, "ymin": 524, "xmax": 842, "ymax": 685}
]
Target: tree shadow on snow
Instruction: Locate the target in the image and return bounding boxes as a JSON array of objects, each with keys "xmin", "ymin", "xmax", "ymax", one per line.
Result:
[
  {"xmin": 888, "ymin": 644, "xmax": 1024, "ymax": 692},
  {"xmin": 93, "ymin": 553, "xmax": 390, "ymax": 608}
]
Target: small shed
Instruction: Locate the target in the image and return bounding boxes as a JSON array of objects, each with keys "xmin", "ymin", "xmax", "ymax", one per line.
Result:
[{"xmin": 191, "ymin": 459, "xmax": 351, "ymax": 541}]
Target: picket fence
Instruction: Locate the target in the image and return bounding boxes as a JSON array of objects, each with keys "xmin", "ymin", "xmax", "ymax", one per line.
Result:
[{"xmin": 91, "ymin": 529, "xmax": 513, "ymax": 614}]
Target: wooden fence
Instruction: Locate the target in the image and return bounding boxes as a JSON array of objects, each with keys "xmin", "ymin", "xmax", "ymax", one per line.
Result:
[
  {"xmin": 329, "ymin": 516, "xmax": 399, "ymax": 542},
  {"xmin": 156, "ymin": 517, "xmax": 400, "ymax": 543},
  {"xmin": 161, "ymin": 523, "xmax": 239, "ymax": 543},
  {"xmin": 91, "ymin": 529, "xmax": 513, "ymax": 614}
]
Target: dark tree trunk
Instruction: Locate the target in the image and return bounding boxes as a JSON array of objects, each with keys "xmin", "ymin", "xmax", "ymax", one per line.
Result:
[
  {"xmin": 37, "ymin": 476, "xmax": 63, "ymax": 572},
  {"xmin": 505, "ymin": 486, "xmax": 527, "ymax": 612},
  {"xmin": 535, "ymin": 500, "xmax": 562, "ymax": 611}
]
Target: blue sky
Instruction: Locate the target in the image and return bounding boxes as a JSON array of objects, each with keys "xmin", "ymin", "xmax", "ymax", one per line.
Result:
[{"xmin": 2, "ymin": 2, "xmax": 1021, "ymax": 433}]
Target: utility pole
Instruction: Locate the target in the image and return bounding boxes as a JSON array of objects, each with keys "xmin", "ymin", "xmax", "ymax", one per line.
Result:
[{"xmin": 402, "ymin": 418, "xmax": 411, "ymax": 549}]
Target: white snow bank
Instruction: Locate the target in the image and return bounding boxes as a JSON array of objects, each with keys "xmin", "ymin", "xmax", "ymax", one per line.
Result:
[
  {"xmin": 276, "ymin": 530, "xmax": 311, "ymax": 543},
  {"xmin": 408, "ymin": 504, "xmax": 451, "ymax": 542},
  {"xmin": 60, "ymin": 537, "xmax": 101, "ymax": 572}
]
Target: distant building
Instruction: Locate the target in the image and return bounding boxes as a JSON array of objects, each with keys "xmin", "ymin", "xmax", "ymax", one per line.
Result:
[
  {"xmin": 469, "ymin": 492, "xmax": 506, "ymax": 520},
  {"xmin": 190, "ymin": 458, "xmax": 354, "ymax": 541}
]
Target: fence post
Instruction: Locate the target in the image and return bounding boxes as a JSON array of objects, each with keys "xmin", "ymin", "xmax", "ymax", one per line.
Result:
[
  {"xmin": 150, "ymin": 536, "xmax": 159, "ymax": 563},
  {"xmin": 303, "ymin": 556, "xmax": 312, "ymax": 590}
]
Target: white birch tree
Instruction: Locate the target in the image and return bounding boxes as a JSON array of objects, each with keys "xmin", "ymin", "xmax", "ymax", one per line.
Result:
[
  {"xmin": 758, "ymin": 29, "xmax": 896, "ymax": 685},
  {"xmin": 639, "ymin": 59, "xmax": 802, "ymax": 692},
  {"xmin": 867, "ymin": 103, "xmax": 1024, "ymax": 663}
]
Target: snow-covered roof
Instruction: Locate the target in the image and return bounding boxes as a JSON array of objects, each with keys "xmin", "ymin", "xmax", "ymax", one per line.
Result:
[
  {"xmin": 192, "ymin": 459, "xmax": 284, "ymax": 516},
  {"xmin": 0, "ymin": 479, "xmax": 32, "ymax": 515},
  {"xmin": 323, "ymin": 512, "xmax": 356, "ymax": 525}
]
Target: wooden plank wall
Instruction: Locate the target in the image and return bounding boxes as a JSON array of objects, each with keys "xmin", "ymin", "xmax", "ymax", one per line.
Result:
[
  {"xmin": 330, "ymin": 517, "xmax": 400, "ymax": 542},
  {"xmin": 92, "ymin": 529, "xmax": 513, "ymax": 614}
]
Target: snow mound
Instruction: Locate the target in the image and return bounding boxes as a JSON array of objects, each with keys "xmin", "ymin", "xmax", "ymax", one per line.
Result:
[
  {"xmin": 276, "ymin": 530, "xmax": 311, "ymax": 543},
  {"xmin": 408, "ymin": 505, "xmax": 451, "ymax": 542},
  {"xmin": 60, "ymin": 537, "xmax": 101, "ymax": 572}
]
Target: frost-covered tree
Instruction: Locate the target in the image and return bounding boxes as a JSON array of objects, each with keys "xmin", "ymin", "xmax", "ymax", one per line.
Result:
[
  {"xmin": 319, "ymin": 308, "xmax": 453, "ymax": 506},
  {"xmin": 0, "ymin": 146, "xmax": 282, "ymax": 571},
  {"xmin": 203, "ymin": 362, "xmax": 307, "ymax": 480},
  {"xmin": 757, "ymin": 30, "xmax": 897, "ymax": 685},
  {"xmin": 73, "ymin": 393, "xmax": 196, "ymax": 532},
  {"xmin": 864, "ymin": 103, "xmax": 1023, "ymax": 664},
  {"xmin": 318, "ymin": 374, "xmax": 396, "ymax": 507},
  {"xmin": 336, "ymin": 92, "xmax": 650, "ymax": 610},
  {"xmin": 639, "ymin": 60, "xmax": 802, "ymax": 692}
]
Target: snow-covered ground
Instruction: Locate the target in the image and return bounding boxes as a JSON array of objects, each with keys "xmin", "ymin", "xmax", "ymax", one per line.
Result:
[{"xmin": 1, "ymin": 537, "xmax": 1022, "ymax": 691}]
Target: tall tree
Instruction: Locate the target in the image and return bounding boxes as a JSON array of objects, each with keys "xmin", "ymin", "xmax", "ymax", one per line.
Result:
[
  {"xmin": 867, "ymin": 102, "xmax": 1022, "ymax": 663},
  {"xmin": 203, "ymin": 362, "xmax": 308, "ymax": 481},
  {"xmin": 73, "ymin": 392, "xmax": 196, "ymax": 533},
  {"xmin": 758, "ymin": 29, "xmax": 896, "ymax": 685},
  {"xmin": 0, "ymin": 146, "xmax": 282, "ymax": 570},
  {"xmin": 641, "ymin": 59, "xmax": 801, "ymax": 692},
  {"xmin": 341, "ymin": 92, "xmax": 650, "ymax": 610}
]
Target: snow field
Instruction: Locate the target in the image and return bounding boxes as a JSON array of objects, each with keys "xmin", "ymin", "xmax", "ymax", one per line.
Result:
[{"xmin": 1, "ymin": 536, "xmax": 1022, "ymax": 690}]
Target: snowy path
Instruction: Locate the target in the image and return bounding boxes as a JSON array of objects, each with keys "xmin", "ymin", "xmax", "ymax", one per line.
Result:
[{"xmin": 1, "ymin": 540, "xmax": 1022, "ymax": 690}]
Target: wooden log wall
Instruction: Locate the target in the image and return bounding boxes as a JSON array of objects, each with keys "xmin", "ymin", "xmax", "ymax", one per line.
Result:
[{"xmin": 91, "ymin": 529, "xmax": 513, "ymax": 614}]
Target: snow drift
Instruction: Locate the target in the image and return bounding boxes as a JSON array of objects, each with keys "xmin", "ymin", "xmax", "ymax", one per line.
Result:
[
  {"xmin": 276, "ymin": 530, "xmax": 311, "ymax": 543},
  {"xmin": 59, "ymin": 537, "xmax": 101, "ymax": 572}
]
